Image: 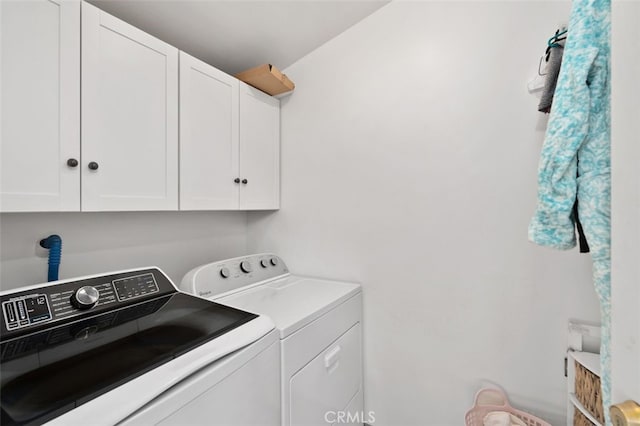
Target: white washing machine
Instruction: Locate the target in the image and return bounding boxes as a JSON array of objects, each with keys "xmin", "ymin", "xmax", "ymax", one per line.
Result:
[
  {"xmin": 181, "ymin": 254, "xmax": 364, "ymax": 426},
  {"xmin": 0, "ymin": 267, "xmax": 280, "ymax": 426}
]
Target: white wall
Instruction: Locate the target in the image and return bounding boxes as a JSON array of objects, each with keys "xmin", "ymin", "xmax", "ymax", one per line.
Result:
[
  {"xmin": 0, "ymin": 212, "xmax": 247, "ymax": 289},
  {"xmin": 611, "ymin": 0, "xmax": 640, "ymax": 404},
  {"xmin": 248, "ymin": 2, "xmax": 601, "ymax": 425}
]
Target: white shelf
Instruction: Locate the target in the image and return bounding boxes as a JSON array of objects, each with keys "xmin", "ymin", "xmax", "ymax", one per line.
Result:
[
  {"xmin": 567, "ymin": 322, "xmax": 602, "ymax": 426},
  {"xmin": 570, "ymin": 351, "xmax": 601, "ymax": 377},
  {"xmin": 569, "ymin": 393, "xmax": 603, "ymax": 426}
]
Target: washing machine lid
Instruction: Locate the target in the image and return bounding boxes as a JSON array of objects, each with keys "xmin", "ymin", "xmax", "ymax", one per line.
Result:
[
  {"xmin": 214, "ymin": 276, "xmax": 360, "ymax": 338},
  {"xmin": 0, "ymin": 268, "xmax": 269, "ymax": 426}
]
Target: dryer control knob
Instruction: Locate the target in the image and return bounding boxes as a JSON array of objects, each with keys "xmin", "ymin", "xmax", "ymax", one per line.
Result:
[
  {"xmin": 72, "ymin": 286, "xmax": 100, "ymax": 309},
  {"xmin": 240, "ymin": 261, "xmax": 252, "ymax": 273},
  {"xmin": 270, "ymin": 257, "xmax": 278, "ymax": 266},
  {"xmin": 260, "ymin": 260, "xmax": 269, "ymax": 268},
  {"xmin": 220, "ymin": 267, "xmax": 230, "ymax": 278}
]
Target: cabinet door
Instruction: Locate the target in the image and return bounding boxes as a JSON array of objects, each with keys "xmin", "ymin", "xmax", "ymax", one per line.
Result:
[
  {"xmin": 179, "ymin": 52, "xmax": 239, "ymax": 210},
  {"xmin": 81, "ymin": 3, "xmax": 178, "ymax": 211},
  {"xmin": 0, "ymin": 0, "xmax": 80, "ymax": 212},
  {"xmin": 238, "ymin": 84, "xmax": 280, "ymax": 210}
]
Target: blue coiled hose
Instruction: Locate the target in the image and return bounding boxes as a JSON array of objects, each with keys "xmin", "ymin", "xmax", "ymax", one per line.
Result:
[{"xmin": 39, "ymin": 235, "xmax": 62, "ymax": 282}]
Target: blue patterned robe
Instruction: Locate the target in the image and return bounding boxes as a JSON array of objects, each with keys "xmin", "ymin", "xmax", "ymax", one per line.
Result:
[{"xmin": 528, "ymin": 0, "xmax": 611, "ymax": 424}]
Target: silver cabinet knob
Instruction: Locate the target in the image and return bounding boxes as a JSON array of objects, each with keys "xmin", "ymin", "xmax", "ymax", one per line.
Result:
[{"xmin": 220, "ymin": 267, "xmax": 230, "ymax": 278}]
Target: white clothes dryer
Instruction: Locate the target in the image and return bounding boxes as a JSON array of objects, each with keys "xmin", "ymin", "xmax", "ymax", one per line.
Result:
[{"xmin": 181, "ymin": 254, "xmax": 364, "ymax": 426}]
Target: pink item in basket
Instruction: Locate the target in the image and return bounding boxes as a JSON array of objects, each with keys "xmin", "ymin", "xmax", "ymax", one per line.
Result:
[
  {"xmin": 464, "ymin": 388, "xmax": 552, "ymax": 426},
  {"xmin": 483, "ymin": 411, "xmax": 526, "ymax": 426}
]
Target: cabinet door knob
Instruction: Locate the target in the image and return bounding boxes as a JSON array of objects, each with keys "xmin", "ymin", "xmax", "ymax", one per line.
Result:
[
  {"xmin": 66, "ymin": 158, "xmax": 79, "ymax": 168},
  {"xmin": 234, "ymin": 178, "xmax": 240, "ymax": 184},
  {"xmin": 88, "ymin": 162, "xmax": 99, "ymax": 171},
  {"xmin": 241, "ymin": 179, "xmax": 248, "ymax": 184}
]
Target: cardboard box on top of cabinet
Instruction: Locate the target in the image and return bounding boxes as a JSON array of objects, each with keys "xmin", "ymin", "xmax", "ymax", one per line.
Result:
[{"xmin": 235, "ymin": 64, "xmax": 295, "ymax": 96}]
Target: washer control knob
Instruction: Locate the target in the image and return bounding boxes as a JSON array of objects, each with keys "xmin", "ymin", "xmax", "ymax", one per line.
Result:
[
  {"xmin": 270, "ymin": 257, "xmax": 278, "ymax": 266},
  {"xmin": 260, "ymin": 259, "xmax": 269, "ymax": 268},
  {"xmin": 240, "ymin": 261, "xmax": 252, "ymax": 273},
  {"xmin": 72, "ymin": 286, "xmax": 100, "ymax": 309},
  {"xmin": 220, "ymin": 267, "xmax": 230, "ymax": 278}
]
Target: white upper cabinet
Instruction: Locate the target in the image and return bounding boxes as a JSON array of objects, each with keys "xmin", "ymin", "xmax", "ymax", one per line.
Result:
[
  {"xmin": 1, "ymin": 1, "xmax": 278, "ymax": 213},
  {"xmin": 1, "ymin": 0, "xmax": 81, "ymax": 212},
  {"xmin": 179, "ymin": 52, "xmax": 239, "ymax": 210},
  {"xmin": 81, "ymin": 3, "xmax": 178, "ymax": 211},
  {"xmin": 239, "ymin": 83, "xmax": 280, "ymax": 210},
  {"xmin": 179, "ymin": 60, "xmax": 280, "ymax": 211}
]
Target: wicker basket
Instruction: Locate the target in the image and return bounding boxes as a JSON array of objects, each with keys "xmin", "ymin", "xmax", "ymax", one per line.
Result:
[
  {"xmin": 574, "ymin": 407, "xmax": 596, "ymax": 426},
  {"xmin": 574, "ymin": 361, "xmax": 605, "ymax": 424},
  {"xmin": 465, "ymin": 388, "xmax": 551, "ymax": 426}
]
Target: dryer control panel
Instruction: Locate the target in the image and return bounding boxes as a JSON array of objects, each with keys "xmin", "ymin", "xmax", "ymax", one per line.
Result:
[
  {"xmin": 0, "ymin": 268, "xmax": 175, "ymax": 340},
  {"xmin": 180, "ymin": 253, "xmax": 289, "ymax": 299}
]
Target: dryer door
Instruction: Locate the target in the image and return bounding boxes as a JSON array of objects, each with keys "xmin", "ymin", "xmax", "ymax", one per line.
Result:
[{"xmin": 289, "ymin": 323, "xmax": 362, "ymax": 425}]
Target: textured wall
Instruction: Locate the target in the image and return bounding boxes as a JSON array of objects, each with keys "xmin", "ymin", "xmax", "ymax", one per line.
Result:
[
  {"xmin": 0, "ymin": 211, "xmax": 247, "ymax": 288},
  {"xmin": 248, "ymin": 2, "xmax": 600, "ymax": 424}
]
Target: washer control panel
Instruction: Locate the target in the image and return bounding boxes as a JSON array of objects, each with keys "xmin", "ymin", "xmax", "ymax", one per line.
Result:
[
  {"xmin": 0, "ymin": 268, "xmax": 174, "ymax": 340},
  {"xmin": 113, "ymin": 273, "xmax": 159, "ymax": 302},
  {"xmin": 2, "ymin": 294, "xmax": 51, "ymax": 331},
  {"xmin": 181, "ymin": 253, "xmax": 289, "ymax": 299}
]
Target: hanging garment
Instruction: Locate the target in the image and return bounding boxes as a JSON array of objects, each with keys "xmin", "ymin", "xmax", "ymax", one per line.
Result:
[
  {"xmin": 528, "ymin": 0, "xmax": 611, "ymax": 424},
  {"xmin": 538, "ymin": 38, "xmax": 565, "ymax": 114}
]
